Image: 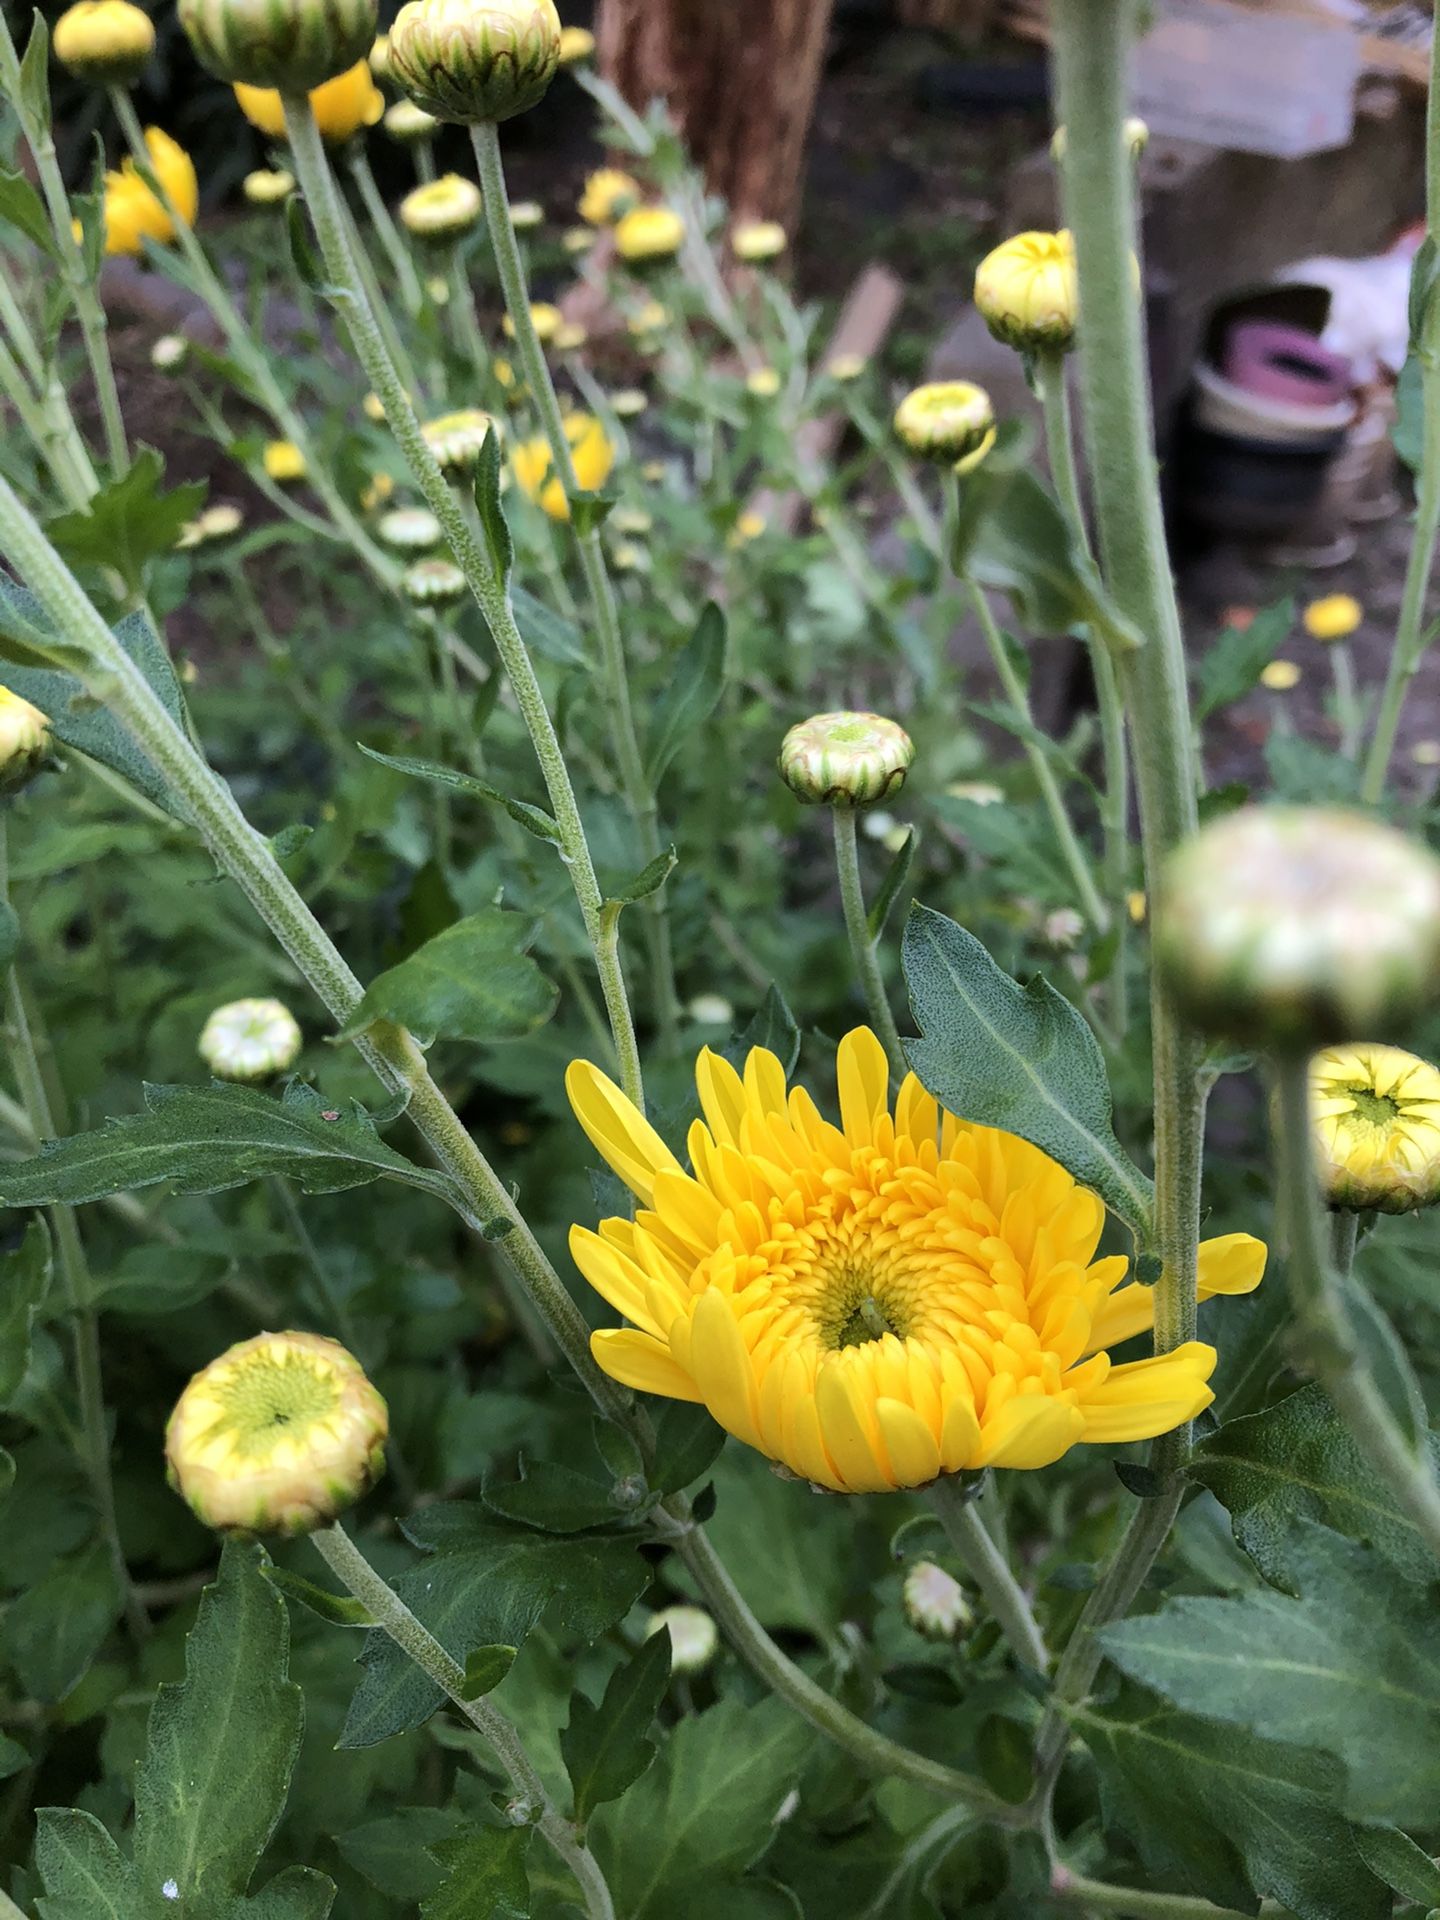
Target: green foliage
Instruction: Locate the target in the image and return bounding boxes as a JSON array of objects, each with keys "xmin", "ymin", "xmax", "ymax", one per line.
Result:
[
  {"xmin": 646, "ymin": 602, "xmax": 728, "ymax": 783},
  {"xmin": 47, "ymin": 452, "xmax": 207, "ymax": 596},
  {"xmin": 337, "ymin": 909, "xmax": 558, "ymax": 1046},
  {"xmin": 1193, "ymin": 598, "xmax": 1295, "ymax": 718},
  {"xmin": 562, "ymin": 1631, "xmax": 671, "ymax": 1822},
  {"xmin": 421, "ymin": 1828, "xmax": 531, "ymax": 1919},
  {"xmin": 0, "ymin": 1215, "xmax": 50, "ymax": 1404}
]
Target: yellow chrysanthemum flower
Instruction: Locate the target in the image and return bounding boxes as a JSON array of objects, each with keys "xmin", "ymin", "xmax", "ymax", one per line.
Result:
[
  {"xmin": 99, "ymin": 128, "xmax": 198, "ymax": 257},
  {"xmin": 421, "ymin": 407, "xmax": 495, "ymax": 475},
  {"xmin": 1303, "ymin": 593, "xmax": 1363, "ymax": 644},
  {"xmin": 263, "ymin": 439, "xmax": 307, "ymax": 484},
  {"xmin": 400, "ymin": 172, "xmax": 483, "ymax": 239},
  {"xmin": 1260, "ymin": 659, "xmax": 1301, "ymax": 691},
  {"xmin": 567, "ymin": 1029, "xmax": 1265, "ymax": 1493},
  {"xmin": 53, "ymin": 0, "xmax": 154, "ymax": 84},
  {"xmin": 511, "ymin": 413, "xmax": 614, "ymax": 521},
  {"xmin": 615, "ymin": 205, "xmax": 685, "ymax": 263},
  {"xmin": 558, "ymin": 24, "xmax": 595, "ymax": 64},
  {"xmin": 579, "ymin": 166, "xmax": 641, "ymax": 226},
  {"xmin": 502, "ymin": 301, "xmax": 562, "ymax": 343},
  {"xmin": 1311, "ymin": 1044, "xmax": 1440, "ymax": 1214},
  {"xmin": 234, "ymin": 61, "xmax": 384, "ymax": 145},
  {"xmin": 0, "ymin": 686, "xmax": 50, "ymax": 787}
]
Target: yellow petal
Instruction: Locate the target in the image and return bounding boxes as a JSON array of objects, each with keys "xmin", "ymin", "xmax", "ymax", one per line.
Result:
[
  {"xmin": 895, "ymin": 1073, "xmax": 939, "ymax": 1148},
  {"xmin": 688, "ymin": 1286, "xmax": 761, "ymax": 1447},
  {"xmin": 815, "ymin": 1361, "xmax": 894, "ymax": 1492},
  {"xmin": 695, "ymin": 1046, "xmax": 748, "ymax": 1147},
  {"xmin": 836, "ymin": 1027, "xmax": 891, "ymax": 1145},
  {"xmin": 1085, "ymin": 1280, "xmax": 1154, "ymax": 1354},
  {"xmin": 1077, "ymin": 1341, "xmax": 1216, "ymax": 1443},
  {"xmin": 591, "ymin": 1328, "xmax": 702, "ymax": 1401},
  {"xmin": 876, "ymin": 1397, "xmax": 942, "ymax": 1487},
  {"xmin": 1197, "ymin": 1233, "xmax": 1267, "ymax": 1298},
  {"xmin": 566, "ymin": 1058, "xmax": 682, "ymax": 1205},
  {"xmin": 939, "ymin": 1390, "xmax": 982, "ymax": 1472},
  {"xmin": 975, "ymin": 1395, "xmax": 1085, "ymax": 1469},
  {"xmin": 568, "ymin": 1226, "xmax": 664, "ymax": 1336},
  {"xmin": 742, "ymin": 1045, "xmax": 789, "ymax": 1120}
]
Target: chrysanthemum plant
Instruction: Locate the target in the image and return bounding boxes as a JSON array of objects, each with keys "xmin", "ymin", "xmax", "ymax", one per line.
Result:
[{"xmin": 2, "ymin": 1, "xmax": 1440, "ymax": 1914}]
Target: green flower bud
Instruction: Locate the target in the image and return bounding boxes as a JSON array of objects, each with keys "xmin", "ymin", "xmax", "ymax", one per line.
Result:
[
  {"xmin": 178, "ymin": 0, "xmax": 377, "ymax": 89},
  {"xmin": 1156, "ymin": 807, "xmax": 1440, "ymax": 1048},
  {"xmin": 779, "ymin": 710, "xmax": 914, "ymax": 809},
  {"xmin": 198, "ymin": 996, "xmax": 302, "ymax": 1079},
  {"xmin": 377, "ymin": 506, "xmax": 444, "ymax": 554},
  {"xmin": 903, "ymin": 1560, "xmax": 974, "ymax": 1643},
  {"xmin": 893, "ymin": 381, "xmax": 996, "ymax": 468},
  {"xmin": 402, "ymin": 556, "xmax": 467, "ymax": 607},
  {"xmin": 388, "ymin": 0, "xmax": 561, "ymax": 125},
  {"xmin": 644, "ymin": 1604, "xmax": 719, "ymax": 1675},
  {"xmin": 383, "ymin": 97, "xmax": 440, "ymax": 143},
  {"xmin": 0, "ymin": 687, "xmax": 51, "ymax": 794},
  {"xmin": 421, "ymin": 407, "xmax": 495, "ymax": 476}
]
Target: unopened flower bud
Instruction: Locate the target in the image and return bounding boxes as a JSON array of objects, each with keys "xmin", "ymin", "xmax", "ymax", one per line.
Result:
[
  {"xmin": 166, "ymin": 1330, "xmax": 388, "ymax": 1536},
  {"xmin": 610, "ymin": 506, "xmax": 652, "ymax": 535},
  {"xmin": 1310, "ymin": 1043, "xmax": 1440, "ymax": 1215},
  {"xmin": 368, "ymin": 30, "xmax": 390, "ymax": 75},
  {"xmin": 377, "ymin": 506, "xmax": 444, "ymax": 553},
  {"xmin": 975, "ymin": 230, "xmax": 1079, "ymax": 354},
  {"xmin": 150, "ymin": 332, "xmax": 189, "ymax": 372},
  {"xmin": 1156, "ymin": 807, "xmax": 1440, "ymax": 1048},
  {"xmin": 263, "ymin": 440, "xmax": 307, "ymax": 484},
  {"xmin": 0, "ymin": 688, "xmax": 50, "ymax": 792},
  {"xmin": 894, "ymin": 380, "xmax": 996, "ymax": 469},
  {"xmin": 510, "ymin": 198, "xmax": 543, "ymax": 230},
  {"xmin": 421, "ymin": 407, "xmax": 495, "ymax": 476},
  {"xmin": 1303, "ymin": 594, "xmax": 1363, "ymax": 644},
  {"xmin": 903, "ymin": 1561, "xmax": 974, "ymax": 1642},
  {"xmin": 780, "ymin": 711, "xmax": 914, "ymax": 809},
  {"xmin": 243, "ymin": 166, "xmax": 296, "ymax": 205},
  {"xmin": 53, "ymin": 0, "xmax": 155, "ymax": 84},
  {"xmin": 615, "ymin": 205, "xmax": 685, "ymax": 265},
  {"xmin": 746, "ymin": 367, "xmax": 781, "ymax": 400},
  {"xmin": 400, "ymin": 172, "xmax": 482, "ymax": 240},
  {"xmin": 733, "ymin": 218, "xmax": 786, "ymax": 264},
  {"xmin": 176, "ymin": 502, "xmax": 245, "ymax": 549},
  {"xmin": 384, "ymin": 97, "xmax": 439, "ymax": 143},
  {"xmin": 179, "ymin": 0, "xmax": 377, "ymax": 90},
  {"xmin": 1044, "ymin": 907, "xmax": 1085, "ymax": 950},
  {"xmin": 688, "ymin": 992, "xmax": 733, "ymax": 1027},
  {"xmin": 645, "ymin": 1605, "xmax": 718, "ymax": 1675},
  {"xmin": 610, "ymin": 388, "xmax": 648, "ymax": 420},
  {"xmin": 402, "ymin": 556, "xmax": 467, "ymax": 608},
  {"xmin": 199, "ymin": 996, "xmax": 302, "ymax": 1080},
  {"xmin": 827, "ymin": 352, "xmax": 867, "ymax": 383},
  {"xmin": 388, "ymin": 0, "xmax": 561, "ymax": 124}
]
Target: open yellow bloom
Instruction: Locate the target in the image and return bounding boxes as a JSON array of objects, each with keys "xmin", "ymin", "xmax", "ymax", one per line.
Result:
[
  {"xmin": 235, "ymin": 62, "xmax": 384, "ymax": 144},
  {"xmin": 615, "ymin": 205, "xmax": 685, "ymax": 263},
  {"xmin": 579, "ymin": 167, "xmax": 641, "ymax": 225},
  {"xmin": 1311, "ymin": 1044, "xmax": 1440, "ymax": 1214},
  {"xmin": 568, "ymin": 1029, "xmax": 1265, "ymax": 1493},
  {"xmin": 100, "ymin": 128, "xmax": 198, "ymax": 257},
  {"xmin": 511, "ymin": 413, "xmax": 614, "ymax": 520},
  {"xmin": 400, "ymin": 173, "xmax": 482, "ymax": 239},
  {"xmin": 1303, "ymin": 593, "xmax": 1363, "ymax": 643}
]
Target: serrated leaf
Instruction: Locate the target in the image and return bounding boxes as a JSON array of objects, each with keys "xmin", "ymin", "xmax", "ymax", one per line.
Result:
[
  {"xmin": 1354, "ymin": 1825, "xmax": 1440, "ymax": 1906},
  {"xmin": 482, "ymin": 1459, "xmax": 621, "ymax": 1534},
  {"xmin": 1188, "ymin": 1381, "xmax": 1440, "ymax": 1585},
  {"xmin": 358, "ymin": 745, "xmax": 562, "ymax": 845},
  {"xmin": 0, "ymin": 658, "xmax": 182, "ymax": 817},
  {"xmin": 34, "ymin": 1808, "xmax": 128, "ymax": 1920},
  {"xmin": 902, "ymin": 903, "xmax": 1154, "ymax": 1235},
  {"xmin": 724, "ymin": 986, "xmax": 801, "ymax": 1079},
  {"xmin": 646, "ymin": 602, "xmax": 727, "ymax": 784},
  {"xmin": 0, "ymin": 166, "xmax": 56, "ymax": 255},
  {"xmin": 0, "ymin": 1079, "xmax": 459, "ymax": 1208},
  {"xmin": 338, "ymin": 909, "xmax": 557, "ymax": 1046},
  {"xmin": 422, "ymin": 1827, "xmax": 530, "ymax": 1920},
  {"xmin": 47, "ymin": 449, "xmax": 206, "ymax": 595},
  {"xmin": 473, "ymin": 433, "xmax": 513, "ymax": 586},
  {"xmin": 1194, "ymin": 599, "xmax": 1295, "ymax": 719},
  {"xmin": 263, "ymin": 1565, "xmax": 374, "ymax": 1627},
  {"xmin": 867, "ymin": 826, "xmax": 916, "ymax": 940},
  {"xmin": 7, "ymin": 1540, "xmax": 121, "ymax": 1702},
  {"xmin": 649, "ymin": 1401, "xmax": 727, "ymax": 1496},
  {"xmin": 0, "ymin": 1214, "xmax": 51, "ymax": 1405},
  {"xmin": 459, "ymin": 1644, "xmax": 517, "ymax": 1699},
  {"xmin": 563, "ymin": 1631, "xmax": 671, "ymax": 1823},
  {"xmin": 606, "ymin": 846, "xmax": 677, "ymax": 908}
]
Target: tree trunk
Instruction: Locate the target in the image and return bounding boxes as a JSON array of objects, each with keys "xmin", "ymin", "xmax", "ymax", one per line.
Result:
[{"xmin": 595, "ymin": 0, "xmax": 836, "ymax": 225}]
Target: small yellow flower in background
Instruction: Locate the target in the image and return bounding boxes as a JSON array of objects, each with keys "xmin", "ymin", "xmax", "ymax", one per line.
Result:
[
  {"xmin": 53, "ymin": 0, "xmax": 154, "ymax": 84},
  {"xmin": 746, "ymin": 367, "xmax": 782, "ymax": 399},
  {"xmin": 363, "ymin": 391, "xmax": 388, "ymax": 423},
  {"xmin": 555, "ymin": 321, "xmax": 587, "ymax": 352},
  {"xmin": 99, "ymin": 128, "xmax": 198, "ymax": 257},
  {"xmin": 728, "ymin": 509, "xmax": 766, "ymax": 549},
  {"xmin": 563, "ymin": 223, "xmax": 595, "ymax": 255},
  {"xmin": 176, "ymin": 502, "xmax": 244, "ymax": 549},
  {"xmin": 1311, "ymin": 1044, "xmax": 1440, "ymax": 1215},
  {"xmin": 903, "ymin": 1561, "xmax": 973, "ymax": 1642},
  {"xmin": 615, "ymin": 205, "xmax": 685, "ymax": 264},
  {"xmin": 1412, "ymin": 740, "xmax": 1440, "ymax": 768},
  {"xmin": 611, "ymin": 505, "xmax": 653, "ymax": 535},
  {"xmin": 687, "ymin": 992, "xmax": 734, "ymax": 1027},
  {"xmin": 1127, "ymin": 889, "xmax": 1147, "ymax": 925},
  {"xmin": 826, "ymin": 352, "xmax": 868, "ymax": 383},
  {"xmin": 384, "ymin": 98, "xmax": 440, "ymax": 143},
  {"xmin": 579, "ymin": 166, "xmax": 641, "ymax": 226},
  {"xmin": 235, "ymin": 62, "xmax": 384, "ymax": 144},
  {"xmin": 400, "ymin": 173, "xmax": 483, "ymax": 240},
  {"xmin": 628, "ymin": 298, "xmax": 670, "ymax": 340},
  {"xmin": 947, "ymin": 779, "xmax": 1004, "ymax": 807},
  {"xmin": 644, "ymin": 1605, "xmax": 717, "ymax": 1674},
  {"xmin": 975, "ymin": 230, "xmax": 1079, "ymax": 354},
  {"xmin": 894, "ymin": 381, "xmax": 996, "ymax": 470},
  {"xmin": 1260, "ymin": 659, "xmax": 1301, "ymax": 691},
  {"xmin": 427, "ymin": 274, "xmax": 450, "ymax": 304},
  {"xmin": 503, "ymin": 302, "xmax": 562, "ymax": 343},
  {"xmin": 568, "ymin": 1029, "xmax": 1264, "ymax": 1492},
  {"xmin": 422, "ymin": 407, "xmax": 496, "ymax": 476},
  {"xmin": 166, "ymin": 1330, "xmax": 388, "ymax": 1536},
  {"xmin": 388, "ymin": 0, "xmax": 562, "ymax": 124},
  {"xmin": 263, "ymin": 439, "xmax": 307, "ymax": 485},
  {"xmin": 780, "ymin": 711, "xmax": 914, "ymax": 809},
  {"xmin": 493, "ymin": 358, "xmax": 517, "ymax": 390},
  {"xmin": 360, "ymin": 470, "xmax": 395, "ymax": 513},
  {"xmin": 733, "ymin": 218, "xmax": 787, "ymax": 264},
  {"xmin": 510, "ymin": 198, "xmax": 544, "ymax": 230},
  {"xmin": 0, "ymin": 687, "xmax": 50, "ymax": 788},
  {"xmin": 1303, "ymin": 593, "xmax": 1363, "ymax": 643},
  {"xmin": 198, "ymin": 997, "xmax": 302, "ymax": 1079},
  {"xmin": 611, "ymin": 541, "xmax": 646, "ymax": 572},
  {"xmin": 558, "ymin": 24, "xmax": 595, "ymax": 64},
  {"xmin": 511, "ymin": 413, "xmax": 614, "ymax": 520},
  {"xmin": 610, "ymin": 388, "xmax": 648, "ymax": 419},
  {"xmin": 242, "ymin": 167, "xmax": 295, "ymax": 206}
]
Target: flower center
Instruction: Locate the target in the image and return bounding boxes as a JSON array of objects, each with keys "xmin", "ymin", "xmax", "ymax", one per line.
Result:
[
  {"xmin": 212, "ymin": 1352, "xmax": 341, "ymax": 1456},
  {"xmin": 1343, "ymin": 1083, "xmax": 1402, "ymax": 1130},
  {"xmin": 816, "ymin": 1257, "xmax": 912, "ymax": 1349}
]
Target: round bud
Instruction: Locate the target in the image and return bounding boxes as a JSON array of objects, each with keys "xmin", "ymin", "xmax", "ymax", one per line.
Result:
[
  {"xmin": 1260, "ymin": 659, "xmax": 1301, "ymax": 692},
  {"xmin": 509, "ymin": 198, "xmax": 544, "ymax": 230},
  {"xmin": 1310, "ymin": 1043, "xmax": 1440, "ymax": 1215},
  {"xmin": 974, "ymin": 230, "xmax": 1079, "ymax": 354},
  {"xmin": 53, "ymin": 0, "xmax": 155, "ymax": 84},
  {"xmin": 578, "ymin": 167, "xmax": 640, "ymax": 226},
  {"xmin": 377, "ymin": 506, "xmax": 444, "ymax": 554},
  {"xmin": 402, "ymin": 556, "xmax": 467, "ymax": 608},
  {"xmin": 903, "ymin": 1560, "xmax": 974, "ymax": 1643},
  {"xmin": 199, "ymin": 997, "xmax": 303, "ymax": 1079},
  {"xmin": 384, "ymin": 98, "xmax": 439, "ymax": 143},
  {"xmin": 732, "ymin": 218, "xmax": 787, "ymax": 264},
  {"xmin": 421, "ymin": 407, "xmax": 495, "ymax": 476},
  {"xmin": 243, "ymin": 166, "xmax": 296, "ymax": 205},
  {"xmin": 826, "ymin": 352, "xmax": 867, "ymax": 383},
  {"xmin": 610, "ymin": 388, "xmax": 648, "ymax": 420},
  {"xmin": 388, "ymin": 0, "xmax": 561, "ymax": 124},
  {"xmin": 687, "ymin": 992, "xmax": 734, "ymax": 1027},
  {"xmin": 644, "ymin": 1605, "xmax": 719, "ymax": 1675},
  {"xmin": 1303, "ymin": 594, "xmax": 1363, "ymax": 644},
  {"xmin": 263, "ymin": 439, "xmax": 307, "ymax": 485},
  {"xmin": 894, "ymin": 381, "xmax": 996, "ymax": 468},
  {"xmin": 176, "ymin": 503, "xmax": 245, "ymax": 550},
  {"xmin": 400, "ymin": 172, "xmax": 483, "ymax": 240},
  {"xmin": 779, "ymin": 711, "xmax": 915, "ymax": 809},
  {"xmin": 166, "ymin": 1330, "xmax": 388, "ymax": 1536},
  {"xmin": 179, "ymin": 0, "xmax": 377, "ymax": 90},
  {"xmin": 150, "ymin": 332, "xmax": 189, "ymax": 372},
  {"xmin": 1044, "ymin": 906, "xmax": 1085, "ymax": 951},
  {"xmin": 0, "ymin": 688, "xmax": 51, "ymax": 793},
  {"xmin": 1156, "ymin": 807, "xmax": 1440, "ymax": 1048},
  {"xmin": 746, "ymin": 367, "xmax": 781, "ymax": 400},
  {"xmin": 557, "ymin": 24, "xmax": 593, "ymax": 65},
  {"xmin": 614, "ymin": 205, "xmax": 685, "ymax": 265}
]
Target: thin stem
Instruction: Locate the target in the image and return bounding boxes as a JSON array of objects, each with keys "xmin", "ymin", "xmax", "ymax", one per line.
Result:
[
  {"xmin": 313, "ymin": 1524, "xmax": 615, "ymax": 1920},
  {"xmin": 1052, "ymin": 1871, "xmax": 1266, "ymax": 1920},
  {"xmin": 1330, "ymin": 641, "xmax": 1363, "ymax": 762},
  {"xmin": 470, "ymin": 120, "xmax": 681, "ymax": 1057},
  {"xmin": 0, "ymin": 277, "xmax": 96, "ymax": 504},
  {"xmin": 831, "ymin": 805, "xmax": 907, "ymax": 1078},
  {"xmin": 280, "ymin": 93, "xmax": 645, "ymax": 1112},
  {"xmin": 962, "ymin": 568, "xmax": 1109, "ymax": 931},
  {"xmin": 1274, "ymin": 1053, "xmax": 1440, "ymax": 1560},
  {"xmin": 1330, "ymin": 1206, "xmax": 1359, "ymax": 1277},
  {"xmin": 336, "ymin": 180, "xmax": 426, "ymax": 406},
  {"xmin": 347, "ymin": 146, "xmax": 424, "ymax": 316},
  {"xmin": 927, "ymin": 1475, "xmax": 1048, "ymax": 1670}
]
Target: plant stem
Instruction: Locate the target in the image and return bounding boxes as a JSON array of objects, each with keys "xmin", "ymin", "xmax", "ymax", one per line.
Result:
[
  {"xmin": 1051, "ymin": 1871, "xmax": 1266, "ymax": 1920},
  {"xmin": 347, "ymin": 146, "xmax": 424, "ymax": 317},
  {"xmin": 927, "ymin": 1475, "xmax": 1048, "ymax": 1670},
  {"xmin": 313, "ymin": 1523, "xmax": 615, "ymax": 1920},
  {"xmin": 470, "ymin": 120, "xmax": 681, "ymax": 1056},
  {"xmin": 1274, "ymin": 1053, "xmax": 1440, "ymax": 1559},
  {"xmin": 280, "ymin": 93, "xmax": 646, "ymax": 1111},
  {"xmin": 1330, "ymin": 1206, "xmax": 1359, "ymax": 1276},
  {"xmin": 831, "ymin": 805, "xmax": 907, "ymax": 1078}
]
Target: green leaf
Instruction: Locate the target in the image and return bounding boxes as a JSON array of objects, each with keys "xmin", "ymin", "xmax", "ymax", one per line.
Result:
[
  {"xmin": 0, "ymin": 167, "xmax": 56, "ymax": 255},
  {"xmin": 700, "ymin": 1447, "xmax": 850, "ymax": 1637},
  {"xmin": 591, "ymin": 1698, "xmax": 812, "ymax": 1918},
  {"xmin": 34, "ymin": 1808, "xmax": 128, "ymax": 1920},
  {"xmin": 263, "ymin": 1564, "xmax": 374, "ymax": 1627},
  {"xmin": 606, "ymin": 846, "xmax": 677, "ymax": 909},
  {"xmin": 867, "ymin": 826, "xmax": 916, "ymax": 940},
  {"xmin": 422, "ymin": 1827, "xmax": 530, "ymax": 1920},
  {"xmin": 1188, "ymin": 1381, "xmax": 1440, "ymax": 1585},
  {"xmin": 1354, "ymin": 1825, "xmax": 1440, "ymax": 1907},
  {"xmin": 339, "ymin": 910, "xmax": 556, "ymax": 1047},
  {"xmin": 726, "ymin": 986, "xmax": 801, "ymax": 1079},
  {"xmin": 235, "ymin": 1866, "xmax": 337, "ymax": 1918},
  {"xmin": 18, "ymin": 12, "xmax": 51, "ymax": 130},
  {"xmin": 970, "ymin": 467, "xmax": 1143, "ymax": 652},
  {"xmin": 459, "ymin": 1644, "xmax": 518, "ymax": 1699},
  {"xmin": 1078, "ymin": 1682, "xmax": 1388, "ymax": 1920},
  {"xmin": 570, "ymin": 490, "xmax": 617, "ymax": 537},
  {"xmin": 8, "ymin": 1541, "xmax": 121, "ymax": 1702},
  {"xmin": 0, "ymin": 658, "xmax": 183, "ymax": 817},
  {"xmin": 511, "ymin": 585, "xmax": 587, "ymax": 667},
  {"xmin": 0, "ymin": 899, "xmax": 20, "ymax": 971},
  {"xmin": 1100, "ymin": 1520, "xmax": 1440, "ymax": 1826},
  {"xmin": 473, "ymin": 433, "xmax": 514, "ymax": 586},
  {"xmin": 341, "ymin": 1510, "xmax": 649, "ymax": 1746},
  {"xmin": 563, "ymin": 1632, "xmax": 671, "ymax": 1823},
  {"xmin": 902, "ymin": 903, "xmax": 1154, "ymax": 1236},
  {"xmin": 648, "ymin": 1402, "xmax": 727, "ymax": 1496},
  {"xmin": 284, "ymin": 196, "xmax": 344, "ymax": 302},
  {"xmin": 0, "ymin": 1214, "xmax": 51, "ymax": 1405},
  {"xmin": 646, "ymin": 603, "xmax": 728, "ymax": 784},
  {"xmin": 1396, "ymin": 353, "xmax": 1424, "ymax": 473},
  {"xmin": 1341, "ymin": 1270, "xmax": 1429, "ymax": 1449},
  {"xmin": 357, "ymin": 746, "xmax": 562, "ymax": 846},
  {"xmin": 47, "ymin": 449, "xmax": 206, "ymax": 595},
  {"xmin": 0, "ymin": 574, "xmax": 97, "ymax": 676},
  {"xmin": 0, "ymin": 1080, "xmax": 459, "ymax": 1208},
  {"xmin": 1194, "ymin": 599, "xmax": 1295, "ymax": 719},
  {"xmin": 482, "ymin": 1459, "xmax": 623, "ymax": 1534},
  {"xmin": 337, "ymin": 1809, "xmax": 465, "ymax": 1900}
]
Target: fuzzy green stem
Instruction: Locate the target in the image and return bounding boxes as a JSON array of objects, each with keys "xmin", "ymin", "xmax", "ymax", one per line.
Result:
[
  {"xmin": 347, "ymin": 145, "xmax": 424, "ymax": 316},
  {"xmin": 1330, "ymin": 1206, "xmax": 1360, "ymax": 1276},
  {"xmin": 0, "ymin": 278, "xmax": 96, "ymax": 505},
  {"xmin": 335, "ymin": 179, "xmax": 427, "ymax": 406},
  {"xmin": 927, "ymin": 1475, "xmax": 1048, "ymax": 1671},
  {"xmin": 313, "ymin": 1524, "xmax": 615, "ymax": 1920},
  {"xmin": 280, "ymin": 93, "xmax": 645, "ymax": 1112},
  {"xmin": 1051, "ymin": 1871, "xmax": 1268, "ymax": 1920},
  {"xmin": 831, "ymin": 805, "xmax": 907, "ymax": 1078},
  {"xmin": 470, "ymin": 120, "xmax": 681, "ymax": 1057},
  {"xmin": 1274, "ymin": 1053, "xmax": 1440, "ymax": 1560}
]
